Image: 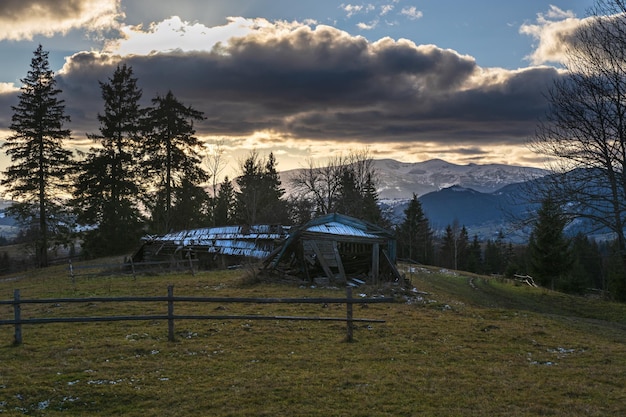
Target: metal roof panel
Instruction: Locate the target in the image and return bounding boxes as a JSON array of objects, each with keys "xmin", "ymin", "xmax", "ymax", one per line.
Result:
[{"xmin": 305, "ymin": 222, "xmax": 380, "ymax": 239}]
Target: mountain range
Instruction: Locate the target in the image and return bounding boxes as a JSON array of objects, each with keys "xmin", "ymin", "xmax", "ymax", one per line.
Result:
[
  {"xmin": 0, "ymin": 159, "xmax": 549, "ymax": 242},
  {"xmin": 370, "ymin": 158, "xmax": 548, "ymax": 199},
  {"xmin": 282, "ymin": 158, "xmax": 548, "ymax": 240}
]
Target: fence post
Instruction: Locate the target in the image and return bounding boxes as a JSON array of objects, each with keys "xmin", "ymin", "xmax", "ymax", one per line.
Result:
[
  {"xmin": 187, "ymin": 251, "xmax": 195, "ymax": 276},
  {"xmin": 69, "ymin": 259, "xmax": 75, "ymax": 284},
  {"xmin": 167, "ymin": 285, "xmax": 175, "ymax": 342},
  {"xmin": 13, "ymin": 289, "xmax": 22, "ymax": 345},
  {"xmin": 346, "ymin": 286, "xmax": 353, "ymax": 342},
  {"xmin": 130, "ymin": 257, "xmax": 136, "ymax": 280}
]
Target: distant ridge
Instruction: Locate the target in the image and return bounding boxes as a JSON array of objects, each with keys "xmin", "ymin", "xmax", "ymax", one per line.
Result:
[{"xmin": 280, "ymin": 158, "xmax": 548, "ymax": 200}]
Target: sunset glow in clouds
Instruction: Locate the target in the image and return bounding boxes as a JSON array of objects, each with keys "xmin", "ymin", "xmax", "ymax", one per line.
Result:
[{"xmin": 0, "ymin": 0, "xmax": 597, "ymax": 177}]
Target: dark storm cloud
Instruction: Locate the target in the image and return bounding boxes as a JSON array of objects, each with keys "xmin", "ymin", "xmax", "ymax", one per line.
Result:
[
  {"xmin": 0, "ymin": 0, "xmax": 121, "ymax": 40},
  {"xmin": 0, "ymin": 0, "xmax": 90, "ymax": 19},
  {"xmin": 0, "ymin": 88, "xmax": 18, "ymax": 130},
  {"xmin": 11, "ymin": 23, "xmax": 560, "ymax": 149}
]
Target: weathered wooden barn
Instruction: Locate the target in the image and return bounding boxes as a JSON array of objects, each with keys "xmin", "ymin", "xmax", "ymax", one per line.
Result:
[
  {"xmin": 134, "ymin": 213, "xmax": 401, "ymax": 286},
  {"xmin": 263, "ymin": 213, "xmax": 401, "ymax": 285}
]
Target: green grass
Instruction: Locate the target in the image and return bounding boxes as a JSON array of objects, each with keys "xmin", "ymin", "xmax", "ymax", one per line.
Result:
[{"xmin": 1, "ymin": 263, "xmax": 626, "ymax": 416}]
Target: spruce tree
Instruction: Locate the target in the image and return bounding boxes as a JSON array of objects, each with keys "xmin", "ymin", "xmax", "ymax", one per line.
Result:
[
  {"xmin": 466, "ymin": 235, "xmax": 483, "ymax": 273},
  {"xmin": 528, "ymin": 195, "xmax": 573, "ymax": 289},
  {"xmin": 142, "ymin": 90, "xmax": 207, "ymax": 233},
  {"xmin": 440, "ymin": 224, "xmax": 456, "ymax": 269},
  {"xmin": 361, "ymin": 172, "xmax": 383, "ymax": 225},
  {"xmin": 569, "ymin": 233, "xmax": 603, "ymax": 292},
  {"xmin": 1, "ymin": 45, "xmax": 74, "ymax": 267},
  {"xmin": 439, "ymin": 221, "xmax": 467, "ymax": 270},
  {"xmin": 335, "ymin": 168, "xmax": 361, "ymax": 218},
  {"xmin": 235, "ymin": 151, "xmax": 264, "ymax": 225},
  {"xmin": 214, "ymin": 176, "xmax": 235, "ymax": 226},
  {"xmin": 259, "ymin": 152, "xmax": 289, "ymax": 223},
  {"xmin": 168, "ymin": 177, "xmax": 210, "ymax": 231},
  {"xmin": 397, "ymin": 194, "xmax": 433, "ymax": 264},
  {"xmin": 457, "ymin": 226, "xmax": 470, "ymax": 271},
  {"xmin": 235, "ymin": 151, "xmax": 289, "ymax": 224},
  {"xmin": 72, "ymin": 64, "xmax": 144, "ymax": 257}
]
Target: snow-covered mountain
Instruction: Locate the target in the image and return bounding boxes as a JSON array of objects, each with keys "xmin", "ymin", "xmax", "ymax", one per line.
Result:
[
  {"xmin": 372, "ymin": 158, "xmax": 548, "ymax": 199},
  {"xmin": 280, "ymin": 158, "xmax": 550, "ymax": 241},
  {"xmin": 280, "ymin": 158, "xmax": 548, "ymax": 200}
]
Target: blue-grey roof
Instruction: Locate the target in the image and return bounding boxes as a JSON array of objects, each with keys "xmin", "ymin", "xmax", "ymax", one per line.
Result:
[
  {"xmin": 305, "ymin": 221, "xmax": 381, "ymax": 239},
  {"xmin": 141, "ymin": 213, "xmax": 394, "ymax": 262},
  {"xmin": 142, "ymin": 225, "xmax": 288, "ymax": 259}
]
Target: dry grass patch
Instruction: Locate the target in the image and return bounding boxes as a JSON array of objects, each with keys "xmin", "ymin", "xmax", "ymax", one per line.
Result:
[{"xmin": 0, "ymin": 263, "xmax": 625, "ymax": 415}]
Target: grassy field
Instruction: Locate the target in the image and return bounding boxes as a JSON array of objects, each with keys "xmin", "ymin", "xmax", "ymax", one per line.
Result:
[{"xmin": 1, "ymin": 262, "xmax": 625, "ymax": 416}]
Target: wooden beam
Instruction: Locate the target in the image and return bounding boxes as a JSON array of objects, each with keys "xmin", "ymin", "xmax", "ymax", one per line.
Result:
[
  {"xmin": 332, "ymin": 240, "xmax": 346, "ymax": 282},
  {"xmin": 310, "ymin": 240, "xmax": 335, "ymax": 280},
  {"xmin": 371, "ymin": 243, "xmax": 380, "ymax": 284}
]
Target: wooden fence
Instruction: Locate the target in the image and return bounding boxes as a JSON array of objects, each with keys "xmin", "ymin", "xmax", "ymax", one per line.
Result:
[
  {"xmin": 68, "ymin": 258, "xmax": 198, "ymax": 281},
  {"xmin": 0, "ymin": 286, "xmax": 394, "ymax": 345}
]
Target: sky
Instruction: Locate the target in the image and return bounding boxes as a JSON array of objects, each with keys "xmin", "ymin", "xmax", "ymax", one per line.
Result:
[{"xmin": 0, "ymin": 0, "xmax": 598, "ymax": 180}]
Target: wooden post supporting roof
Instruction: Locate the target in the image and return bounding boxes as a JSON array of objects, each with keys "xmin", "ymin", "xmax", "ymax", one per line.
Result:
[
  {"xmin": 371, "ymin": 243, "xmax": 380, "ymax": 284},
  {"xmin": 332, "ymin": 240, "xmax": 346, "ymax": 281},
  {"xmin": 309, "ymin": 240, "xmax": 335, "ymax": 280}
]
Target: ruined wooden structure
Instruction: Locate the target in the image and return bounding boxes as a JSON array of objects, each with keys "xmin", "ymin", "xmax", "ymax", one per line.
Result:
[
  {"xmin": 263, "ymin": 213, "xmax": 401, "ymax": 285},
  {"xmin": 133, "ymin": 224, "xmax": 289, "ymax": 269},
  {"xmin": 134, "ymin": 213, "xmax": 402, "ymax": 286}
]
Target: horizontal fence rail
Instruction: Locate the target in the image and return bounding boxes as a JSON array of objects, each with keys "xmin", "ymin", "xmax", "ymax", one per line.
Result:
[
  {"xmin": 1, "ymin": 286, "xmax": 394, "ymax": 344},
  {"xmin": 68, "ymin": 258, "xmax": 198, "ymax": 280}
]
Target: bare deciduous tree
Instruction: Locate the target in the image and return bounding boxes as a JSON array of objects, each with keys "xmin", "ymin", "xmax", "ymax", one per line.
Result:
[
  {"xmin": 529, "ymin": 0, "xmax": 626, "ymax": 298},
  {"xmin": 288, "ymin": 148, "xmax": 379, "ymax": 219},
  {"xmin": 204, "ymin": 139, "xmax": 227, "ymax": 226}
]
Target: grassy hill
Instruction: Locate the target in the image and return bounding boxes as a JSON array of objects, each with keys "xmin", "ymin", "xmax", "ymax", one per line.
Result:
[{"xmin": 1, "ymin": 262, "xmax": 625, "ymax": 416}]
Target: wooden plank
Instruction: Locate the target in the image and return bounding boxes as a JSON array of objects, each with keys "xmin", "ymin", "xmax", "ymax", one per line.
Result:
[
  {"xmin": 332, "ymin": 240, "xmax": 346, "ymax": 281},
  {"xmin": 382, "ymin": 249, "xmax": 403, "ymax": 282},
  {"xmin": 309, "ymin": 240, "xmax": 335, "ymax": 280},
  {"xmin": 371, "ymin": 243, "xmax": 380, "ymax": 283}
]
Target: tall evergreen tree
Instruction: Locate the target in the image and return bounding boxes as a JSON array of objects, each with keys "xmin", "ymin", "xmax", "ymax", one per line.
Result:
[
  {"xmin": 168, "ymin": 177, "xmax": 210, "ymax": 231},
  {"xmin": 335, "ymin": 168, "xmax": 361, "ymax": 217},
  {"xmin": 466, "ymin": 235, "xmax": 483, "ymax": 273},
  {"xmin": 457, "ymin": 226, "xmax": 470, "ymax": 271},
  {"xmin": 361, "ymin": 172, "xmax": 383, "ymax": 225},
  {"xmin": 214, "ymin": 176, "xmax": 236, "ymax": 226},
  {"xmin": 396, "ymin": 194, "xmax": 433, "ymax": 264},
  {"xmin": 235, "ymin": 151, "xmax": 264, "ymax": 225},
  {"xmin": 1, "ymin": 45, "xmax": 74, "ymax": 267},
  {"xmin": 483, "ymin": 240, "xmax": 501, "ymax": 275},
  {"xmin": 569, "ymin": 233, "xmax": 603, "ymax": 291},
  {"xmin": 259, "ymin": 152, "xmax": 289, "ymax": 223},
  {"xmin": 483, "ymin": 231, "xmax": 506, "ymax": 275},
  {"xmin": 235, "ymin": 151, "xmax": 289, "ymax": 224},
  {"xmin": 72, "ymin": 64, "xmax": 144, "ymax": 257},
  {"xmin": 440, "ymin": 224, "xmax": 456, "ymax": 269},
  {"xmin": 528, "ymin": 195, "xmax": 573, "ymax": 289},
  {"xmin": 142, "ymin": 90, "xmax": 207, "ymax": 233},
  {"xmin": 335, "ymin": 166, "xmax": 384, "ymax": 225},
  {"xmin": 439, "ymin": 221, "xmax": 467, "ymax": 270}
]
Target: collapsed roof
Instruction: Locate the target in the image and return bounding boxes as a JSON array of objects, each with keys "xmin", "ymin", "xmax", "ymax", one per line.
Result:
[
  {"xmin": 263, "ymin": 213, "xmax": 401, "ymax": 285},
  {"xmin": 135, "ymin": 213, "xmax": 402, "ymax": 285},
  {"xmin": 135, "ymin": 224, "xmax": 289, "ymax": 264}
]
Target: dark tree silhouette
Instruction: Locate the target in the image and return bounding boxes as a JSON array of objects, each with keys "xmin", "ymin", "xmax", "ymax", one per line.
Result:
[
  {"xmin": 214, "ymin": 176, "xmax": 236, "ymax": 226},
  {"xmin": 1, "ymin": 45, "xmax": 74, "ymax": 267},
  {"xmin": 142, "ymin": 90, "xmax": 207, "ymax": 233},
  {"xmin": 72, "ymin": 64, "xmax": 144, "ymax": 257},
  {"xmin": 396, "ymin": 194, "xmax": 433, "ymax": 264},
  {"xmin": 529, "ymin": 0, "xmax": 626, "ymax": 298},
  {"xmin": 528, "ymin": 195, "xmax": 573, "ymax": 289},
  {"xmin": 235, "ymin": 151, "xmax": 289, "ymax": 224}
]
